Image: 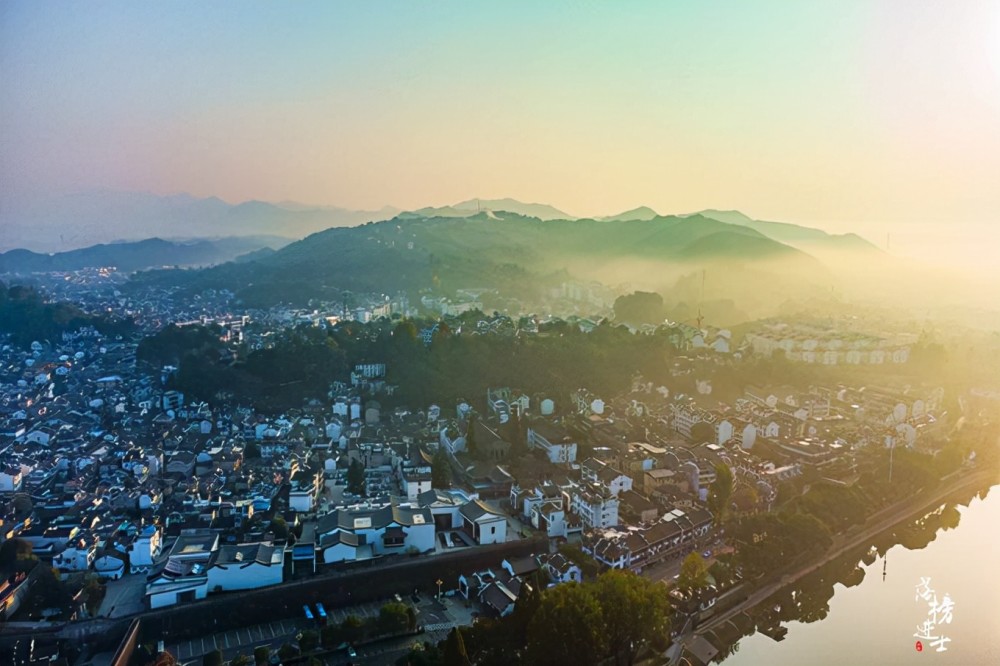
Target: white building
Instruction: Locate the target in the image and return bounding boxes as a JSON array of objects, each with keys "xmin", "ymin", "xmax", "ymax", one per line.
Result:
[
  {"xmin": 527, "ymin": 422, "xmax": 578, "ymax": 464},
  {"xmin": 53, "ymin": 537, "xmax": 98, "ymax": 573},
  {"xmin": 128, "ymin": 524, "xmax": 162, "ymax": 573},
  {"xmin": 459, "ymin": 500, "xmax": 508, "ymax": 545},
  {"xmin": 571, "ymin": 484, "xmax": 620, "ymax": 529},
  {"xmin": 316, "ymin": 504, "xmax": 435, "ymax": 564},
  {"xmin": 206, "ymin": 542, "xmax": 283, "ymax": 592}
]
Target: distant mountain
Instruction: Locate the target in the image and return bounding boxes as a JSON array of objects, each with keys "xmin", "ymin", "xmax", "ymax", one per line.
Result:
[
  {"xmin": 0, "ymin": 190, "xmax": 399, "ymax": 252},
  {"xmin": 0, "ymin": 236, "xmax": 290, "ymax": 274},
  {"xmin": 599, "ymin": 206, "xmax": 660, "ymax": 222},
  {"xmin": 689, "ymin": 209, "xmax": 881, "ymax": 253},
  {"xmin": 452, "ymin": 198, "xmax": 573, "ymax": 220},
  {"xmin": 130, "ymin": 211, "xmax": 824, "ymax": 307},
  {"xmin": 398, "ymin": 198, "xmax": 573, "ymax": 221}
]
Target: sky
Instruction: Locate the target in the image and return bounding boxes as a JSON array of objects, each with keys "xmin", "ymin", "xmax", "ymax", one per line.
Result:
[{"xmin": 1, "ymin": 0, "xmax": 999, "ymax": 263}]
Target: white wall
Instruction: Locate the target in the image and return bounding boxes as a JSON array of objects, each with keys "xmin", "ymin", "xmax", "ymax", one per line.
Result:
[
  {"xmin": 207, "ymin": 562, "xmax": 283, "ymax": 592},
  {"xmin": 476, "ymin": 518, "xmax": 507, "ymax": 545}
]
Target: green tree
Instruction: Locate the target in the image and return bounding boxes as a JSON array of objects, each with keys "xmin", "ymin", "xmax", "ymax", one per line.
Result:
[
  {"xmin": 731, "ymin": 484, "xmax": 759, "ymax": 513},
  {"xmin": 441, "ymin": 627, "xmax": 471, "ymax": 666},
  {"xmin": 277, "ymin": 643, "xmax": 298, "ymax": 664},
  {"xmin": 268, "ymin": 515, "xmax": 289, "ymax": 540},
  {"xmin": 613, "ymin": 291, "xmax": 665, "ymax": 325},
  {"xmin": 230, "ymin": 656, "xmax": 252, "ymax": 666},
  {"xmin": 507, "ymin": 578, "xmax": 541, "ymax": 647},
  {"xmin": 347, "ymin": 458, "xmax": 367, "ymax": 496},
  {"xmin": 297, "ymin": 629, "xmax": 319, "ymax": 654},
  {"xmin": 432, "ymin": 447, "xmax": 451, "ymax": 489},
  {"xmin": 677, "ymin": 552, "xmax": 710, "ymax": 592},
  {"xmin": 341, "ymin": 614, "xmax": 365, "ymax": 644},
  {"xmin": 526, "ymin": 583, "xmax": 607, "ymax": 666},
  {"xmin": 202, "ymin": 649, "xmax": 223, "ymax": 666},
  {"xmin": 378, "ymin": 601, "xmax": 410, "ymax": 635},
  {"xmin": 593, "ymin": 570, "xmax": 672, "ymax": 666},
  {"xmin": 397, "ymin": 641, "xmax": 443, "ymax": 666},
  {"xmin": 707, "ymin": 463, "xmax": 734, "ymax": 524},
  {"xmin": 0, "ymin": 538, "xmax": 33, "ymax": 567},
  {"xmin": 253, "ymin": 645, "xmax": 270, "ymax": 665},
  {"xmin": 321, "ymin": 624, "xmax": 344, "ymax": 649}
]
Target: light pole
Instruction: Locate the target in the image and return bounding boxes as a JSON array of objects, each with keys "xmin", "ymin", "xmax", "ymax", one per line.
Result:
[{"xmin": 436, "ymin": 578, "xmax": 443, "ymax": 600}]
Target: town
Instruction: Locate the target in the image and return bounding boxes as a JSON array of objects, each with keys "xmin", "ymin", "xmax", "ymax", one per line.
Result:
[{"xmin": 2, "ymin": 267, "xmax": 991, "ymax": 666}]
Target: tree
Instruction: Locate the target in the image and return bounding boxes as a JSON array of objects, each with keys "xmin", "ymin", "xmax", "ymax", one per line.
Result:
[
  {"xmin": 431, "ymin": 447, "xmax": 451, "ymax": 489},
  {"xmin": 253, "ymin": 645, "xmax": 271, "ymax": 665},
  {"xmin": 269, "ymin": 516, "xmax": 289, "ymax": 540},
  {"xmin": 526, "ymin": 583, "xmax": 607, "ymax": 666},
  {"xmin": 347, "ymin": 458, "xmax": 366, "ymax": 496},
  {"xmin": 321, "ymin": 624, "xmax": 344, "ymax": 649},
  {"xmin": 731, "ymin": 485, "xmax": 759, "ymax": 513},
  {"xmin": 244, "ymin": 440, "xmax": 261, "ymax": 459},
  {"xmin": 277, "ymin": 643, "xmax": 299, "ymax": 664},
  {"xmin": 677, "ymin": 552, "xmax": 710, "ymax": 592},
  {"xmin": 378, "ymin": 601, "xmax": 410, "ymax": 635},
  {"xmin": 593, "ymin": 570, "xmax": 672, "ymax": 666},
  {"xmin": 397, "ymin": 641, "xmax": 443, "ymax": 666},
  {"xmin": 441, "ymin": 627, "xmax": 471, "ymax": 666},
  {"xmin": 83, "ymin": 574, "xmax": 106, "ymax": 616},
  {"xmin": 230, "ymin": 656, "xmax": 252, "ymax": 666},
  {"xmin": 202, "ymin": 649, "xmax": 223, "ymax": 666},
  {"xmin": 508, "ymin": 579, "xmax": 541, "ymax": 647},
  {"xmin": 613, "ymin": 291, "xmax": 664, "ymax": 325},
  {"xmin": 707, "ymin": 463, "xmax": 734, "ymax": 524},
  {"xmin": 341, "ymin": 614, "xmax": 365, "ymax": 644},
  {"xmin": 0, "ymin": 538, "xmax": 33, "ymax": 567},
  {"xmin": 10, "ymin": 493, "xmax": 33, "ymax": 518},
  {"xmin": 297, "ymin": 629, "xmax": 319, "ymax": 654}
]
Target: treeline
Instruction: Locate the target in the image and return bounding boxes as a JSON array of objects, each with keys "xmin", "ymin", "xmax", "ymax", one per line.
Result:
[
  {"xmin": 137, "ymin": 324, "xmax": 347, "ymax": 412},
  {"xmin": 730, "ymin": 443, "xmax": 966, "ymax": 579},
  {"xmin": 399, "ymin": 569, "xmax": 671, "ymax": 666},
  {"xmin": 0, "ymin": 282, "xmax": 134, "ymax": 346},
  {"xmin": 136, "ymin": 316, "xmax": 687, "ymax": 413}
]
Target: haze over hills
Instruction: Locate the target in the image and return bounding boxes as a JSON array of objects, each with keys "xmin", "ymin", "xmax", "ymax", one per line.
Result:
[
  {"xmin": 4, "ymin": 190, "xmax": 989, "ymax": 322},
  {"xmin": 128, "ymin": 211, "xmax": 830, "ymax": 314},
  {"xmin": 0, "ymin": 236, "xmax": 290, "ymax": 274},
  {"xmin": 0, "ymin": 190, "xmax": 398, "ymax": 253}
]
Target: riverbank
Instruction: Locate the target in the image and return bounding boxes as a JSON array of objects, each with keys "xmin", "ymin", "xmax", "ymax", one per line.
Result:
[{"xmin": 667, "ymin": 464, "xmax": 1000, "ymax": 665}]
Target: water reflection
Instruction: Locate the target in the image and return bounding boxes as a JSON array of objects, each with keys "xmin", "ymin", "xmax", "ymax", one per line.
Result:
[{"xmin": 710, "ymin": 484, "xmax": 996, "ymax": 664}]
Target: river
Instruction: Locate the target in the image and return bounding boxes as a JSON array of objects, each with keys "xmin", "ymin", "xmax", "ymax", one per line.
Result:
[{"xmin": 718, "ymin": 483, "xmax": 1000, "ymax": 665}]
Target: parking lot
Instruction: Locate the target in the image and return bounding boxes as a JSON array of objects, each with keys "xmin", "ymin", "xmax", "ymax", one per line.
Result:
[
  {"xmin": 168, "ymin": 617, "xmax": 308, "ymax": 662},
  {"xmin": 165, "ymin": 598, "xmax": 426, "ymax": 664}
]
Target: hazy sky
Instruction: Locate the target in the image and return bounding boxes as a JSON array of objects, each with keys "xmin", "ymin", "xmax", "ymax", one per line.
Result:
[{"xmin": 2, "ymin": 1, "xmax": 998, "ymax": 245}]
